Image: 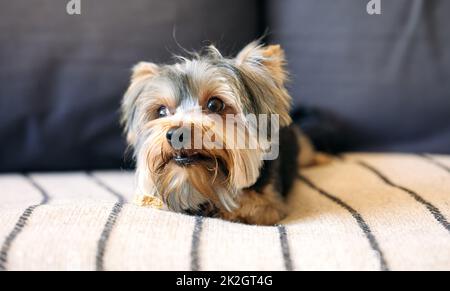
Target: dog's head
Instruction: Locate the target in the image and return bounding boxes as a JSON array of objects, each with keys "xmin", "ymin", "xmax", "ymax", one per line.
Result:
[{"xmin": 121, "ymin": 42, "xmax": 292, "ymax": 215}]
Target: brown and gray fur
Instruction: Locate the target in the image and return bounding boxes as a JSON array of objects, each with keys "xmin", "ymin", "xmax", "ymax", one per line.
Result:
[{"xmin": 121, "ymin": 42, "xmax": 317, "ymax": 225}]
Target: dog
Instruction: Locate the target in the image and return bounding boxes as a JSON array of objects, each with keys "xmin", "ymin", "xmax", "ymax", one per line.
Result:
[{"xmin": 121, "ymin": 42, "xmax": 320, "ymax": 225}]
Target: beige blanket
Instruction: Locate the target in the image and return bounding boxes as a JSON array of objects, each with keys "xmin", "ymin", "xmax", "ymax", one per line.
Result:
[{"xmin": 0, "ymin": 153, "xmax": 449, "ymax": 271}]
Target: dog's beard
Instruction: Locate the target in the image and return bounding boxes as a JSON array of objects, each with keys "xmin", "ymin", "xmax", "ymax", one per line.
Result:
[
  {"xmin": 134, "ymin": 118, "xmax": 264, "ymax": 214},
  {"xmin": 151, "ymin": 162, "xmax": 230, "ymax": 214}
]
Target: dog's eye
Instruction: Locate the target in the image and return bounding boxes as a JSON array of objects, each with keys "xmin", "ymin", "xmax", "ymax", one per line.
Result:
[
  {"xmin": 157, "ymin": 106, "xmax": 169, "ymax": 118},
  {"xmin": 207, "ymin": 97, "xmax": 225, "ymax": 113}
]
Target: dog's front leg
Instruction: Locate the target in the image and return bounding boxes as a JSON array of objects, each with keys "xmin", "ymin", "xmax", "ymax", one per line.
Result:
[{"xmin": 220, "ymin": 187, "xmax": 287, "ymax": 226}]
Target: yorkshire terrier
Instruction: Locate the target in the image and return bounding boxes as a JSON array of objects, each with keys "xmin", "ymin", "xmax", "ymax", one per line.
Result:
[{"xmin": 121, "ymin": 42, "xmax": 319, "ymax": 225}]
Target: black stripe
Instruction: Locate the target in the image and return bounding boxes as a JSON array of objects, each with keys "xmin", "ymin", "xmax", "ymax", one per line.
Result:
[
  {"xmin": 0, "ymin": 175, "xmax": 50, "ymax": 271},
  {"xmin": 25, "ymin": 175, "xmax": 50, "ymax": 205},
  {"xmin": 277, "ymin": 225, "xmax": 293, "ymax": 271},
  {"xmin": 357, "ymin": 161, "xmax": 450, "ymax": 233},
  {"xmin": 298, "ymin": 174, "xmax": 389, "ymax": 271},
  {"xmin": 419, "ymin": 154, "xmax": 450, "ymax": 173},
  {"xmin": 87, "ymin": 172, "xmax": 125, "ymax": 203},
  {"xmin": 87, "ymin": 172, "xmax": 126, "ymax": 271},
  {"xmin": 190, "ymin": 216, "xmax": 204, "ymax": 271},
  {"xmin": 96, "ymin": 202, "xmax": 123, "ymax": 271}
]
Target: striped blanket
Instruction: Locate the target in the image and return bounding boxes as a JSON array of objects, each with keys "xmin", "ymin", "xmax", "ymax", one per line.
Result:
[{"xmin": 0, "ymin": 153, "xmax": 449, "ymax": 271}]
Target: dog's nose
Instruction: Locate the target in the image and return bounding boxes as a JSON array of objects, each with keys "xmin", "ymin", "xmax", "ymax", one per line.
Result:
[{"xmin": 166, "ymin": 127, "xmax": 184, "ymax": 146}]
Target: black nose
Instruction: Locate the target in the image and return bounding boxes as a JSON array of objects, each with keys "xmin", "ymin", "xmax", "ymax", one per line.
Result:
[{"xmin": 166, "ymin": 127, "xmax": 183, "ymax": 146}]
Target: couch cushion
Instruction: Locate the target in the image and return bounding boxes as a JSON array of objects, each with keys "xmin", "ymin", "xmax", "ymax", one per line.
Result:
[
  {"xmin": 0, "ymin": 0, "xmax": 262, "ymax": 172},
  {"xmin": 0, "ymin": 153, "xmax": 449, "ymax": 270},
  {"xmin": 268, "ymin": 0, "xmax": 450, "ymax": 153}
]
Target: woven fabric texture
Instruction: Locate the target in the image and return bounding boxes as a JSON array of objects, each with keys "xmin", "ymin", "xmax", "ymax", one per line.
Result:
[{"xmin": 0, "ymin": 153, "xmax": 449, "ymax": 271}]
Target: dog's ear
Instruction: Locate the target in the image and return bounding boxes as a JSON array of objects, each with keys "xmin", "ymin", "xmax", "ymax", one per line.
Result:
[
  {"xmin": 235, "ymin": 42, "xmax": 292, "ymax": 126},
  {"xmin": 121, "ymin": 62, "xmax": 160, "ymax": 145},
  {"xmin": 236, "ymin": 42, "xmax": 287, "ymax": 85},
  {"xmin": 131, "ymin": 62, "xmax": 159, "ymax": 81}
]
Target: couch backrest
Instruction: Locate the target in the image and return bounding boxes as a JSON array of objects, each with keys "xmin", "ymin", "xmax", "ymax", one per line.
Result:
[
  {"xmin": 1, "ymin": 0, "xmax": 449, "ymax": 172},
  {"xmin": 268, "ymin": 0, "xmax": 450, "ymax": 153},
  {"xmin": 0, "ymin": 0, "xmax": 262, "ymax": 172}
]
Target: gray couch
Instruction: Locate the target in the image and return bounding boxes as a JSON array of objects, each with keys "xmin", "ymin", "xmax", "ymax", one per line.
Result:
[{"xmin": 1, "ymin": 0, "xmax": 449, "ymax": 172}]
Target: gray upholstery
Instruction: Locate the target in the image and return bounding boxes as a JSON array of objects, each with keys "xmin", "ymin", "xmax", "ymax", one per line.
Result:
[
  {"xmin": 0, "ymin": 0, "xmax": 262, "ymax": 172},
  {"xmin": 268, "ymin": 0, "xmax": 450, "ymax": 153},
  {"xmin": 1, "ymin": 0, "xmax": 449, "ymax": 172}
]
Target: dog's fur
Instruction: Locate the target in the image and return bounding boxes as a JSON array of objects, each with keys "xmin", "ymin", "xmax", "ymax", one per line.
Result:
[{"xmin": 121, "ymin": 42, "xmax": 316, "ymax": 225}]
